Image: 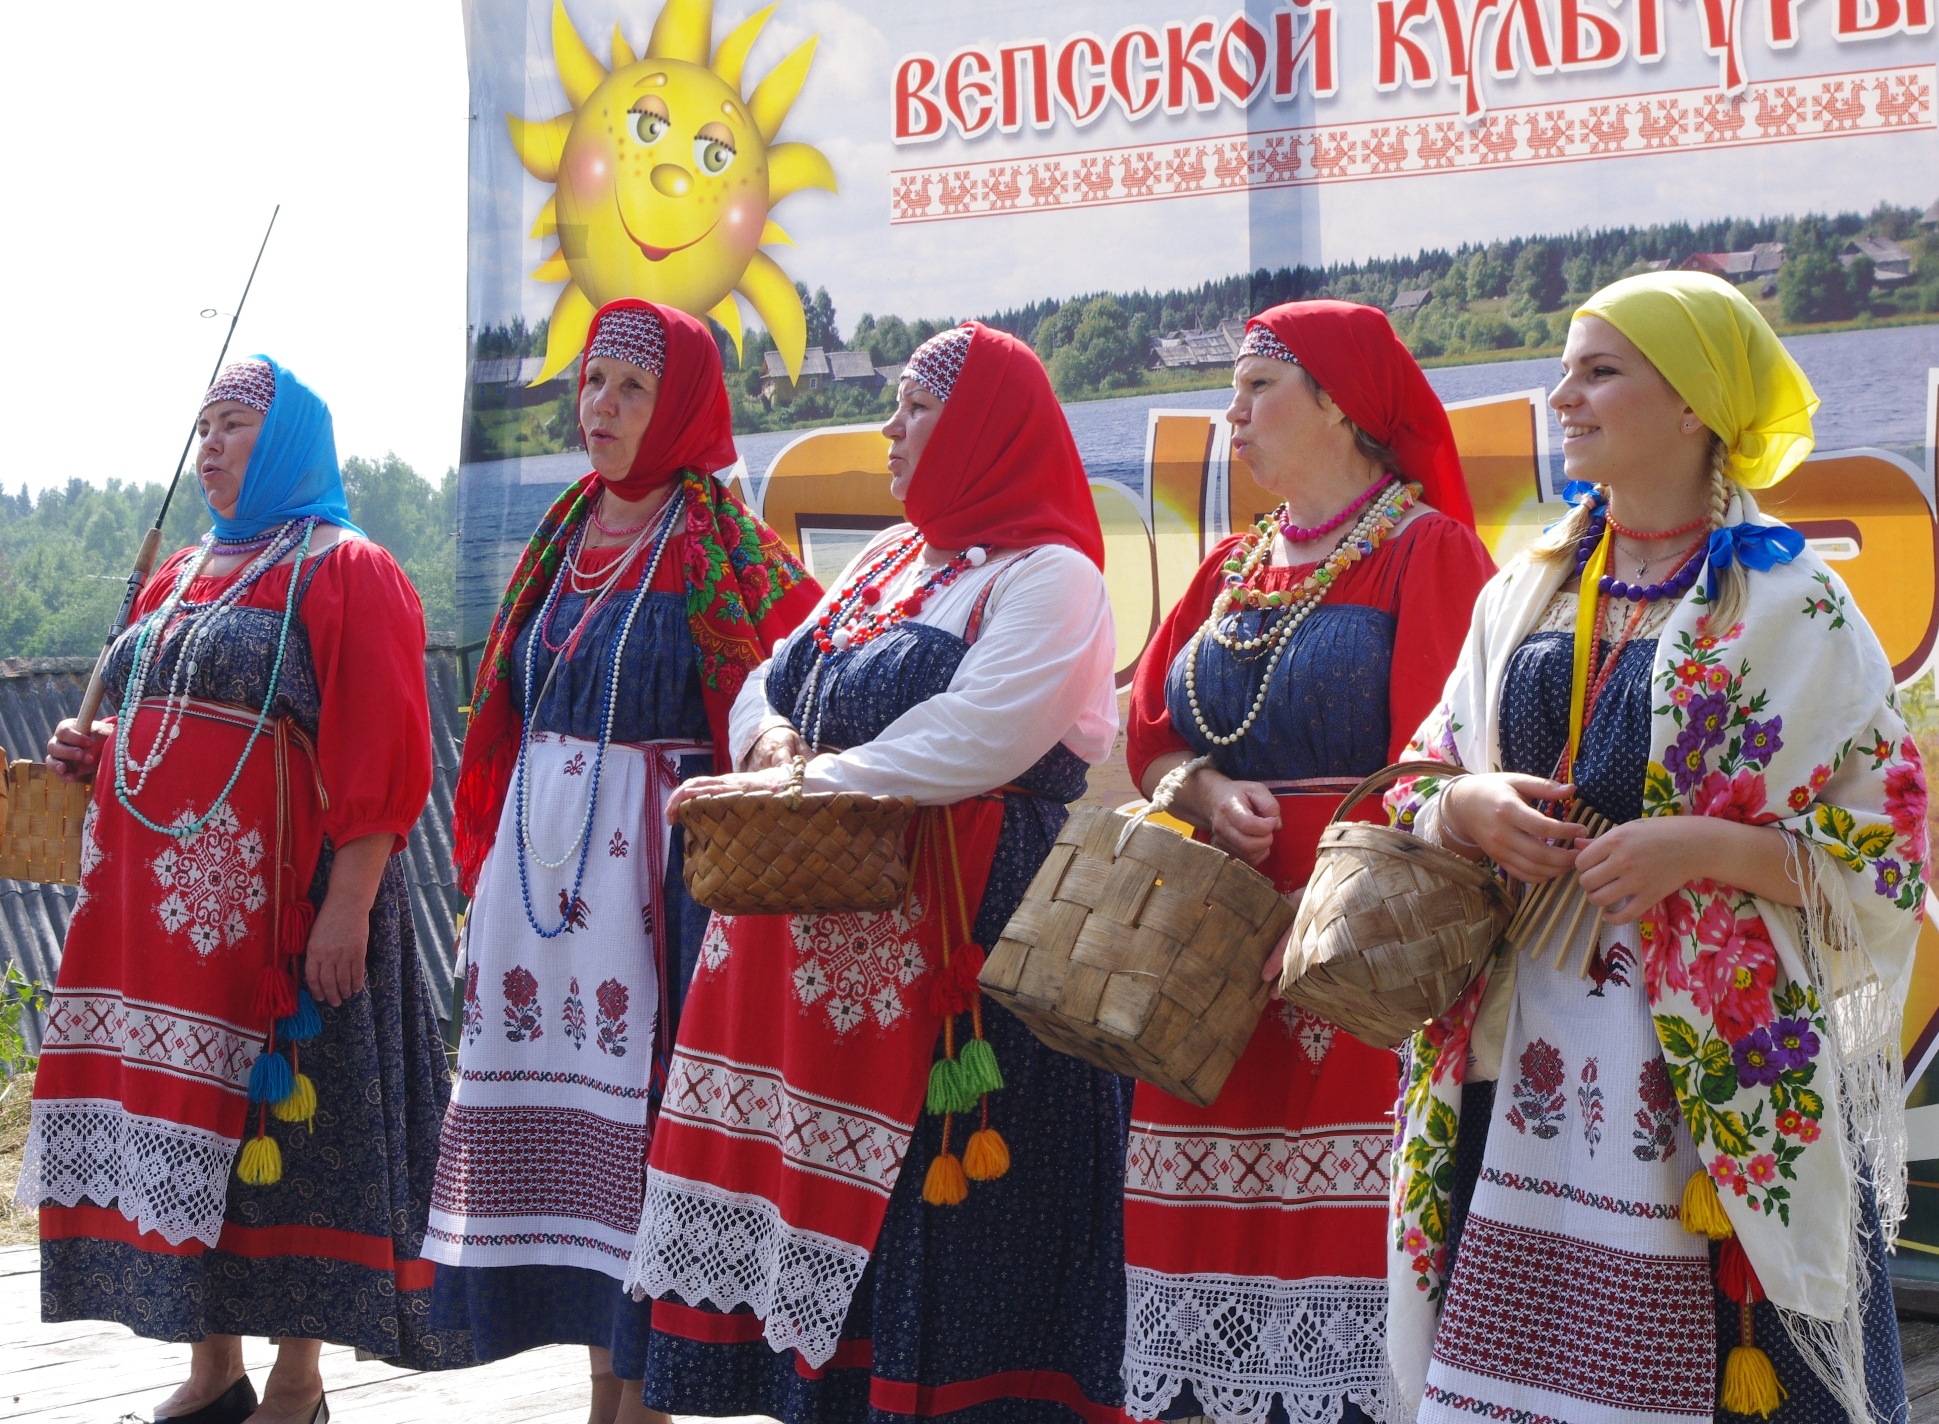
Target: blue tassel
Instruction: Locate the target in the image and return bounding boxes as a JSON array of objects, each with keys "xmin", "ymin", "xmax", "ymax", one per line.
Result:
[
  {"xmin": 247, "ymin": 1049, "xmax": 294, "ymax": 1105},
  {"xmin": 277, "ymin": 987, "xmax": 322, "ymax": 1043}
]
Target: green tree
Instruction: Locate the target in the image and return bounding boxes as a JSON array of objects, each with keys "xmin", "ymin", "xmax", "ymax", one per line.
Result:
[
  {"xmin": 1779, "ymin": 245, "xmax": 1855, "ymax": 323},
  {"xmin": 1511, "ymin": 242, "xmax": 1566, "ymax": 312},
  {"xmin": 1044, "ymin": 296, "xmax": 1145, "ymax": 396},
  {"xmin": 1467, "ymin": 244, "xmax": 1509, "ymax": 299}
]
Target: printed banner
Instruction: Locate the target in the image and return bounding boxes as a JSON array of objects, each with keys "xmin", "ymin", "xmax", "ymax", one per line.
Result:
[{"xmin": 459, "ymin": 0, "xmax": 1939, "ymax": 1255}]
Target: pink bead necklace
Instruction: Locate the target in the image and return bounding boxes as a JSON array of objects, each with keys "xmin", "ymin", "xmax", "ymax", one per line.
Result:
[{"xmin": 1275, "ymin": 479, "xmax": 1388, "ymax": 544}]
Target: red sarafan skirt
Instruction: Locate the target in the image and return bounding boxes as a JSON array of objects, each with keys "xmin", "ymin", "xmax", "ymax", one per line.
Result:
[{"xmin": 1122, "ymin": 785, "xmax": 1400, "ymax": 1424}]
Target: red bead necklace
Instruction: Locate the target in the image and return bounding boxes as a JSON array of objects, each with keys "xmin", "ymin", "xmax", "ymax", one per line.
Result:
[
  {"xmin": 811, "ymin": 533, "xmax": 983, "ymax": 654},
  {"xmin": 1606, "ymin": 509, "xmax": 1709, "ymax": 541}
]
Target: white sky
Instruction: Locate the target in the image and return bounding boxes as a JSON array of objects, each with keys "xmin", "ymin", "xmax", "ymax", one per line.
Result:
[{"xmin": 0, "ymin": 2, "xmax": 470, "ymax": 498}]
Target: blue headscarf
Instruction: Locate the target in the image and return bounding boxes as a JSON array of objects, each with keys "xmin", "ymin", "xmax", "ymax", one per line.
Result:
[{"xmin": 204, "ymin": 355, "xmax": 362, "ymax": 540}]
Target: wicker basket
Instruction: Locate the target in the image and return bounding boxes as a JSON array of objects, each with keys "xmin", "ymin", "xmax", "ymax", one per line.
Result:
[
  {"xmin": 676, "ymin": 757, "xmax": 918, "ymax": 915},
  {"xmin": 980, "ymin": 803, "xmax": 1295, "ymax": 1107},
  {"xmin": 1280, "ymin": 761, "xmax": 1511, "ymax": 1050},
  {"xmin": 0, "ymin": 753, "xmax": 91, "ymax": 886}
]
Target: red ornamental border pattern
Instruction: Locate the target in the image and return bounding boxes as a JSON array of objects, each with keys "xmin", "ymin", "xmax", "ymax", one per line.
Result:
[
  {"xmin": 660, "ymin": 1047, "xmax": 912, "ymax": 1197},
  {"xmin": 430, "ymin": 1103, "xmax": 650, "ymax": 1235},
  {"xmin": 1432, "ymin": 1214, "xmax": 1715, "ymax": 1414},
  {"xmin": 1124, "ymin": 1123, "xmax": 1391, "ymax": 1207},
  {"xmin": 889, "ymin": 64, "xmax": 1933, "ymax": 224},
  {"xmin": 40, "ymin": 989, "xmax": 257, "ymax": 1094}
]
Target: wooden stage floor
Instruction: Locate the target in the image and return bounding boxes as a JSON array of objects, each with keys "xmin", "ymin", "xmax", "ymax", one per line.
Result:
[
  {"xmin": 9, "ymin": 1241, "xmax": 1939, "ymax": 1423},
  {"xmin": 0, "ymin": 1245, "xmax": 767, "ymax": 1424}
]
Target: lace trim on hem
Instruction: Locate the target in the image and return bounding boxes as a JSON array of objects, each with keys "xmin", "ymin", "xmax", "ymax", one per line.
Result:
[
  {"xmin": 624, "ymin": 1169, "xmax": 871, "ymax": 1369},
  {"xmin": 1124, "ymin": 1267, "xmax": 1395, "ymax": 1424},
  {"xmin": 16, "ymin": 1098, "xmax": 237, "ymax": 1247}
]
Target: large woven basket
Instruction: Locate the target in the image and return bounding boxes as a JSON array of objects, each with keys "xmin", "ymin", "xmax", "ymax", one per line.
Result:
[
  {"xmin": 0, "ymin": 752, "xmax": 91, "ymax": 886},
  {"xmin": 676, "ymin": 757, "xmax": 918, "ymax": 915},
  {"xmin": 1280, "ymin": 761, "xmax": 1511, "ymax": 1050},
  {"xmin": 980, "ymin": 803, "xmax": 1295, "ymax": 1107}
]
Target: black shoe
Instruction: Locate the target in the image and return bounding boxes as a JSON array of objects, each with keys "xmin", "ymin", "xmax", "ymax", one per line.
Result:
[
  {"xmin": 302, "ymin": 1394, "xmax": 329, "ymax": 1424},
  {"xmin": 155, "ymin": 1374, "xmax": 259, "ymax": 1424}
]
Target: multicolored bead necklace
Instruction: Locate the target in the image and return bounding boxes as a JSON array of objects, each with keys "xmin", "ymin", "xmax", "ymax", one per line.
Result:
[
  {"xmin": 799, "ymin": 532, "xmax": 988, "ymax": 749},
  {"xmin": 1184, "ymin": 478, "xmax": 1417, "ymax": 747}
]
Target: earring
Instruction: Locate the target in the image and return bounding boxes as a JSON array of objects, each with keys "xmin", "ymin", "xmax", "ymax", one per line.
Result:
[{"xmin": 1683, "ymin": 421, "xmax": 1695, "ymax": 432}]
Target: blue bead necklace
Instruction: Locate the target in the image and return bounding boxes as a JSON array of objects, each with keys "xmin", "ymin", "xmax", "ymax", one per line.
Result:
[{"xmin": 513, "ymin": 491, "xmax": 684, "ymax": 939}]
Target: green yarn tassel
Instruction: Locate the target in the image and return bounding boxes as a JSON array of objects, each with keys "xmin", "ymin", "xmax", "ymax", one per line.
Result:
[
  {"xmin": 958, "ymin": 1038, "xmax": 1004, "ymax": 1097},
  {"xmin": 926, "ymin": 1057, "xmax": 971, "ymax": 1115}
]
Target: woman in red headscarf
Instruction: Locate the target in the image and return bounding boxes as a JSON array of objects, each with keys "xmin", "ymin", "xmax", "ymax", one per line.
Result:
[
  {"xmin": 628, "ymin": 324, "xmax": 1127, "ymax": 1424},
  {"xmin": 1120, "ymin": 302, "xmax": 1495, "ymax": 1424},
  {"xmin": 427, "ymin": 299, "xmax": 820, "ymax": 1423}
]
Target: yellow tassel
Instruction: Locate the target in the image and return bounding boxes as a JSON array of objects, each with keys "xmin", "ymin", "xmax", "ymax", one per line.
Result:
[
  {"xmin": 1681, "ymin": 1169, "xmax": 1734, "ymax": 1240},
  {"xmin": 237, "ymin": 1135, "xmax": 283, "ymax": 1186},
  {"xmin": 963, "ymin": 1127, "xmax": 1010, "ymax": 1181},
  {"xmin": 270, "ymin": 1072, "xmax": 316, "ymax": 1125},
  {"xmin": 1721, "ymin": 1345, "xmax": 1787, "ymax": 1417},
  {"xmin": 922, "ymin": 1151, "xmax": 969, "ymax": 1206}
]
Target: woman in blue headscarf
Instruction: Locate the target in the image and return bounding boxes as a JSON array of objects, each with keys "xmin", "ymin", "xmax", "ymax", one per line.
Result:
[{"xmin": 26, "ymin": 358, "xmax": 471, "ymax": 1422}]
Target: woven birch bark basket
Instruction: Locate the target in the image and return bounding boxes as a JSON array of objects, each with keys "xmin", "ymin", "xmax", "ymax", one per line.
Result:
[
  {"xmin": 0, "ymin": 751, "xmax": 91, "ymax": 886},
  {"xmin": 675, "ymin": 756, "xmax": 918, "ymax": 915},
  {"xmin": 1279, "ymin": 761, "xmax": 1511, "ymax": 1050},
  {"xmin": 980, "ymin": 801, "xmax": 1295, "ymax": 1107}
]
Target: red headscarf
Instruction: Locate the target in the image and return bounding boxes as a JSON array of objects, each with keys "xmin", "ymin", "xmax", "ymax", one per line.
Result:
[
  {"xmin": 902, "ymin": 323, "xmax": 1105, "ymax": 568},
  {"xmin": 1247, "ymin": 301, "xmax": 1475, "ymax": 530},
  {"xmin": 581, "ymin": 299, "xmax": 737, "ymax": 498}
]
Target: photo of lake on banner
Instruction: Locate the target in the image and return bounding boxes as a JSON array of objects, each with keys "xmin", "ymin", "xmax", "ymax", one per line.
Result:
[{"xmin": 732, "ymin": 322, "xmax": 1939, "ymax": 502}]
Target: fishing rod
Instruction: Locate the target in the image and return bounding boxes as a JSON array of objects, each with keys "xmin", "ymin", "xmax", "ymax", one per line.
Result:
[{"xmin": 71, "ymin": 205, "xmax": 280, "ymax": 739}]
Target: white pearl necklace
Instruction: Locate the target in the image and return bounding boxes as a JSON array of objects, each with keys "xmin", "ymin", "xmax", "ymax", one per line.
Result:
[{"xmin": 1182, "ymin": 484, "xmax": 1412, "ymax": 747}]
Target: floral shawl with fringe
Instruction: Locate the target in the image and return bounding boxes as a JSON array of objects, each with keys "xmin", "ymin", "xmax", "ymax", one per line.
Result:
[
  {"xmin": 452, "ymin": 467, "xmax": 816, "ymax": 895},
  {"xmin": 1382, "ymin": 490, "xmax": 1924, "ymax": 1423}
]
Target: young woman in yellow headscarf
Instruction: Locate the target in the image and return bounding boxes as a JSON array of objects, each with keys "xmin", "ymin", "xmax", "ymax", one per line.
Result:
[{"xmin": 1384, "ymin": 272, "xmax": 1920, "ymax": 1424}]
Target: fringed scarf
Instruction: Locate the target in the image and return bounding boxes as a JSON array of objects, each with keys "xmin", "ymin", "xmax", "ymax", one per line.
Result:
[
  {"xmin": 452, "ymin": 466, "xmax": 815, "ymax": 896},
  {"xmin": 1384, "ymin": 492, "xmax": 1924, "ymax": 1424}
]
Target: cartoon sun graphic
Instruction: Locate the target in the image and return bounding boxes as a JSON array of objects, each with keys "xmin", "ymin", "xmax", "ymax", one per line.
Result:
[{"xmin": 510, "ymin": 0, "xmax": 836, "ymax": 383}]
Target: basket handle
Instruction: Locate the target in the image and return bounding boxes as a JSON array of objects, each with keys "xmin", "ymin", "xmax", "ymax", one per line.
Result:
[
  {"xmin": 1329, "ymin": 760, "xmax": 1469, "ymax": 825},
  {"xmin": 782, "ymin": 755, "xmax": 807, "ymax": 811}
]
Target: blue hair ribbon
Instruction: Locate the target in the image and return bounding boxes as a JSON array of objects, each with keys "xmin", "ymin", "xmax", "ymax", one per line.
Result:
[{"xmin": 1705, "ymin": 522, "xmax": 1805, "ymax": 601}]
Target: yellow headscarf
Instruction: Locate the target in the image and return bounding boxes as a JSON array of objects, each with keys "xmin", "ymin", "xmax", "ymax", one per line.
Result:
[{"xmin": 1575, "ymin": 272, "xmax": 1819, "ymax": 489}]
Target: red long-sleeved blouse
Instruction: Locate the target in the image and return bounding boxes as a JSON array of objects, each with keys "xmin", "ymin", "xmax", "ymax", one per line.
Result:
[{"xmin": 131, "ymin": 536, "xmax": 432, "ymax": 852}]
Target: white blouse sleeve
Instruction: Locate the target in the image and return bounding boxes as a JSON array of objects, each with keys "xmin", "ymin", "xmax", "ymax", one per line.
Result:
[{"xmin": 799, "ymin": 545, "xmax": 1119, "ymax": 804}]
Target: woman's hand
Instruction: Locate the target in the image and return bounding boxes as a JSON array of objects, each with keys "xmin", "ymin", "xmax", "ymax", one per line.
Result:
[
  {"xmin": 306, "ymin": 833, "xmax": 392, "ymax": 1007},
  {"xmin": 1439, "ymin": 774, "xmax": 1588, "ymax": 884},
  {"xmin": 743, "ymin": 722, "xmax": 808, "ymax": 771},
  {"xmin": 1147, "ymin": 757, "xmax": 1280, "ymax": 867},
  {"xmin": 665, "ymin": 765, "xmax": 795, "ymax": 824},
  {"xmin": 46, "ymin": 718, "xmax": 111, "ymax": 782},
  {"xmin": 1260, "ymin": 887, "xmax": 1305, "ymax": 997},
  {"xmin": 1576, "ymin": 818, "xmax": 1800, "ymax": 922}
]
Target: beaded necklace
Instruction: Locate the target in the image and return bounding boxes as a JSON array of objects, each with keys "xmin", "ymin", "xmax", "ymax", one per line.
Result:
[
  {"xmin": 1274, "ymin": 477, "xmax": 1386, "ymax": 544},
  {"xmin": 512, "ymin": 490, "xmax": 684, "ymax": 939},
  {"xmin": 798, "ymin": 532, "xmax": 987, "ymax": 750},
  {"xmin": 1568, "ymin": 489, "xmax": 1706, "ymax": 602},
  {"xmin": 114, "ymin": 518, "xmax": 319, "ymax": 838},
  {"xmin": 1182, "ymin": 479, "xmax": 1416, "ymax": 747}
]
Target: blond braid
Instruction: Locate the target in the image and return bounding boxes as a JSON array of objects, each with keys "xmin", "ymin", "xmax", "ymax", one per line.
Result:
[
  {"xmin": 1703, "ymin": 435, "xmax": 1749, "ymax": 629},
  {"xmin": 1526, "ymin": 483, "xmax": 1606, "ymax": 569}
]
